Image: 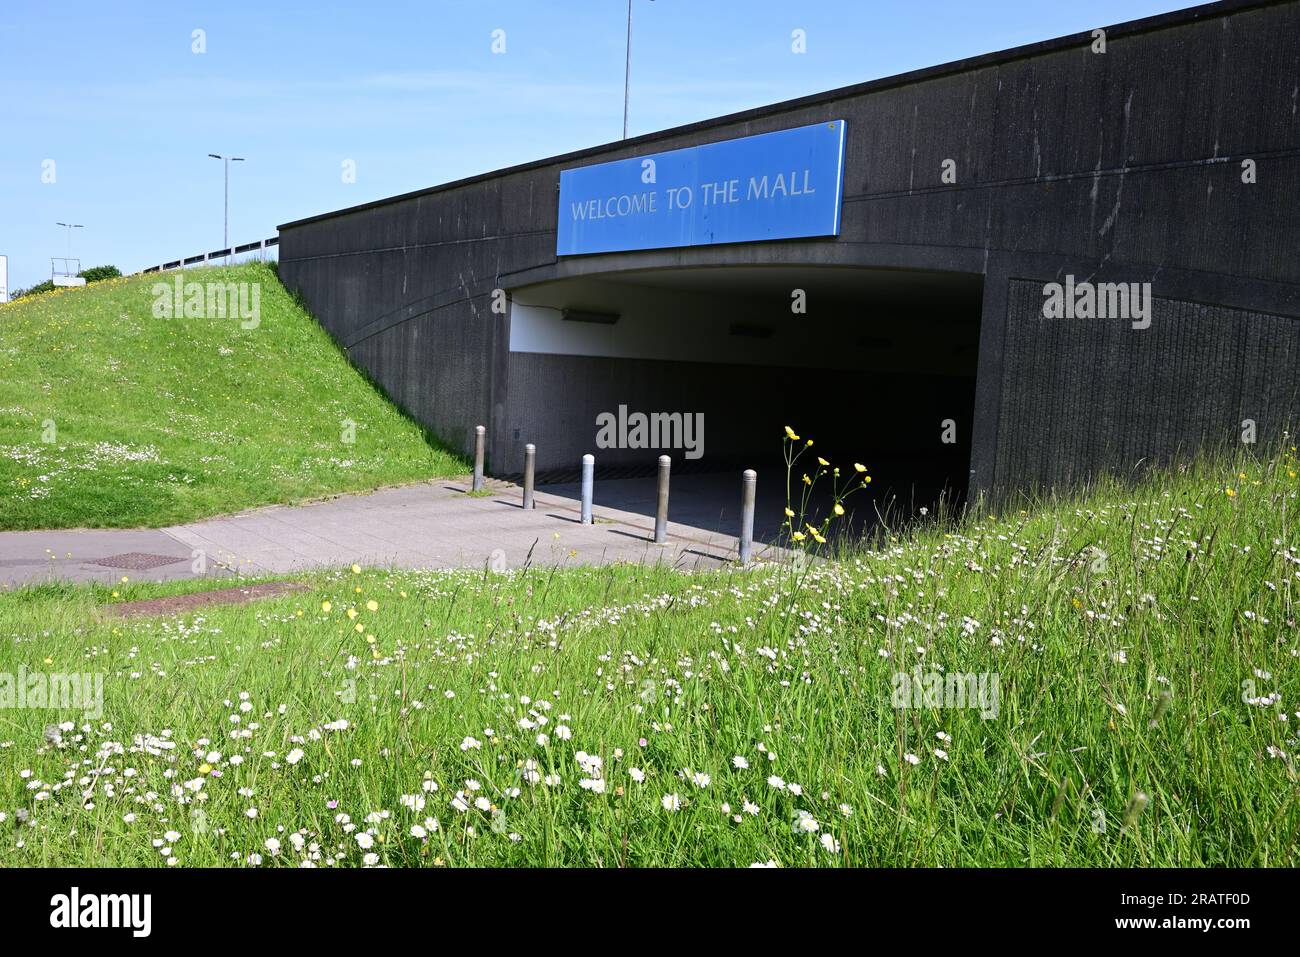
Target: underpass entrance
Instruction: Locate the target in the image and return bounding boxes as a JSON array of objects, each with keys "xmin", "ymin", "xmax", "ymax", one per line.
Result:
[{"xmin": 504, "ymin": 265, "xmax": 983, "ymax": 542}]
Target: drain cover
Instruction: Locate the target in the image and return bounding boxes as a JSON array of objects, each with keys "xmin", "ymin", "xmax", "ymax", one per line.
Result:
[{"xmin": 90, "ymin": 552, "xmax": 187, "ymax": 571}]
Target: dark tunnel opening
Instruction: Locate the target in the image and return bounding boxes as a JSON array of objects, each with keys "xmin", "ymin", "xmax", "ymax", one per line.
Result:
[{"xmin": 506, "ymin": 265, "xmax": 983, "ymax": 543}]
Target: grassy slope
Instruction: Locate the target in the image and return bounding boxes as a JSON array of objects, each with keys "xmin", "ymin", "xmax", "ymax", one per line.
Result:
[
  {"xmin": 0, "ymin": 265, "xmax": 463, "ymax": 530},
  {"xmin": 0, "ymin": 447, "xmax": 1296, "ymax": 867}
]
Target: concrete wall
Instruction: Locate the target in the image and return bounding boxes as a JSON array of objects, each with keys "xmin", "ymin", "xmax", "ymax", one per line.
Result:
[
  {"xmin": 278, "ymin": 0, "xmax": 1300, "ymax": 498},
  {"xmin": 997, "ymin": 279, "xmax": 1300, "ymax": 491}
]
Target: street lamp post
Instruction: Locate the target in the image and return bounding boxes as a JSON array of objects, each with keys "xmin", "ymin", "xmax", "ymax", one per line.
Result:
[
  {"xmin": 623, "ymin": 0, "xmax": 654, "ymax": 139},
  {"xmin": 207, "ymin": 153, "xmax": 245, "ymax": 263},
  {"xmin": 55, "ymin": 222, "xmax": 83, "ymax": 261}
]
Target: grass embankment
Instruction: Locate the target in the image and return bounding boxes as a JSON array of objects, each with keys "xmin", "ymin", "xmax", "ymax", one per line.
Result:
[
  {"xmin": 0, "ymin": 264, "xmax": 463, "ymax": 530},
  {"xmin": 0, "ymin": 447, "xmax": 1296, "ymax": 867}
]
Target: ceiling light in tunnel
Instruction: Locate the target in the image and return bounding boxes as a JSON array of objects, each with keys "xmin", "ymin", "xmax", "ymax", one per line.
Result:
[{"xmin": 562, "ymin": 308, "xmax": 620, "ymax": 325}]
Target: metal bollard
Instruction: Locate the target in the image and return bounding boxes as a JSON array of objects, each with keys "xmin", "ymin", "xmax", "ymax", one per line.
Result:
[
  {"xmin": 654, "ymin": 455, "xmax": 670, "ymax": 543},
  {"xmin": 472, "ymin": 425, "xmax": 486, "ymax": 492},
  {"xmin": 523, "ymin": 444, "xmax": 536, "ymax": 509},
  {"xmin": 739, "ymin": 469, "xmax": 756, "ymax": 565},
  {"xmin": 580, "ymin": 454, "xmax": 594, "ymax": 524}
]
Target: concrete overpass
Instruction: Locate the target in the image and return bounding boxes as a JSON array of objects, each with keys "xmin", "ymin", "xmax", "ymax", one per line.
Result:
[{"xmin": 278, "ymin": 0, "xmax": 1300, "ymax": 513}]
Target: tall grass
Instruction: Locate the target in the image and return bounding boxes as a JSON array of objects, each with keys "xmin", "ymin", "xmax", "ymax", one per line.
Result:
[{"xmin": 0, "ymin": 442, "xmax": 1295, "ymax": 867}]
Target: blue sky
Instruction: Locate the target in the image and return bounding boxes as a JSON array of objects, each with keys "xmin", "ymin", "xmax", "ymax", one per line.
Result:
[{"xmin": 0, "ymin": 0, "xmax": 1193, "ymax": 291}]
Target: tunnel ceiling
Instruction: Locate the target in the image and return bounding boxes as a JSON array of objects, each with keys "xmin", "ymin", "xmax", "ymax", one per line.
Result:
[{"xmin": 514, "ymin": 265, "xmax": 982, "ymax": 311}]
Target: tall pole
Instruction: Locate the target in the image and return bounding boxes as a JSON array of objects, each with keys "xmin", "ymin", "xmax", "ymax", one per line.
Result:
[
  {"xmin": 209, "ymin": 154, "xmax": 244, "ymax": 264},
  {"xmin": 223, "ymin": 158, "xmax": 229, "ymax": 254},
  {"xmin": 55, "ymin": 223, "xmax": 83, "ymax": 261},
  {"xmin": 623, "ymin": 0, "xmax": 633, "ymax": 139}
]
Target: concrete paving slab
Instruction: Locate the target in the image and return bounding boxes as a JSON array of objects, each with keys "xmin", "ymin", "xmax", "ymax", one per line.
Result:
[{"xmin": 0, "ymin": 477, "xmax": 787, "ymax": 588}]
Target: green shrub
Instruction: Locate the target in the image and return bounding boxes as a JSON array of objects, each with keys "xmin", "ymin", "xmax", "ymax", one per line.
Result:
[
  {"xmin": 13, "ymin": 280, "xmax": 54, "ymax": 299},
  {"xmin": 77, "ymin": 264, "xmax": 122, "ymax": 283}
]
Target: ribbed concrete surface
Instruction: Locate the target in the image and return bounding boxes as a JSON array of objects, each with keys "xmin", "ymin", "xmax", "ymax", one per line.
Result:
[{"xmin": 997, "ymin": 279, "xmax": 1300, "ymax": 491}]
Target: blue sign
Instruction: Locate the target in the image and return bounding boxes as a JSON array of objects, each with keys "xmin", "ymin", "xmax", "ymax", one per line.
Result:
[{"xmin": 556, "ymin": 120, "xmax": 846, "ymax": 256}]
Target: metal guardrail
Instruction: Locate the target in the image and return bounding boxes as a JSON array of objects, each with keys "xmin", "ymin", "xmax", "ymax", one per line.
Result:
[{"xmin": 140, "ymin": 237, "xmax": 279, "ymax": 274}]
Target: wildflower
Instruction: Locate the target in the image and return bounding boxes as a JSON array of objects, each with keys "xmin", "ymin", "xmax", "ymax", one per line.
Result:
[
  {"xmin": 820, "ymin": 833, "xmax": 841, "ymax": 854},
  {"xmin": 286, "ymin": 748, "xmax": 305, "ymax": 765},
  {"xmin": 628, "ymin": 768, "xmax": 645, "ymax": 783},
  {"xmin": 661, "ymin": 793, "xmax": 681, "ymax": 811},
  {"xmin": 366, "ymin": 600, "xmax": 379, "ymax": 612},
  {"xmin": 767, "ymin": 775, "xmax": 786, "ymax": 790},
  {"xmin": 854, "ymin": 463, "xmax": 867, "ymax": 473},
  {"xmin": 793, "ymin": 810, "xmax": 819, "ymax": 833},
  {"xmin": 743, "ymin": 801, "xmax": 759, "ymax": 815},
  {"xmin": 732, "ymin": 756, "xmax": 749, "ymax": 769},
  {"xmin": 784, "ymin": 426, "xmax": 800, "ymax": 441},
  {"xmin": 833, "ymin": 502, "xmax": 844, "ymax": 517}
]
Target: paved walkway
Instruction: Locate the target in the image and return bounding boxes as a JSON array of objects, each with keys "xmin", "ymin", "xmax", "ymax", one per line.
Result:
[{"xmin": 0, "ymin": 479, "xmax": 784, "ymax": 588}]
